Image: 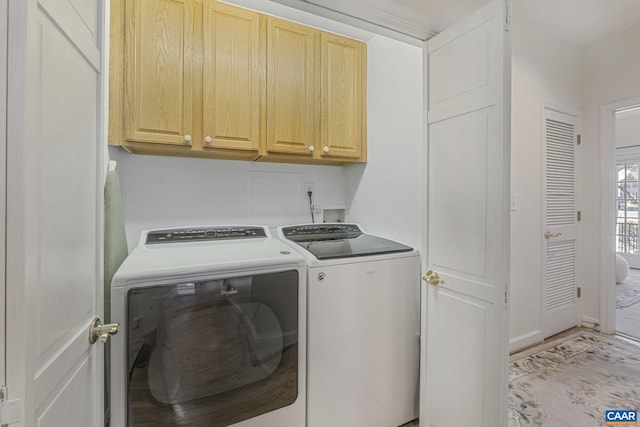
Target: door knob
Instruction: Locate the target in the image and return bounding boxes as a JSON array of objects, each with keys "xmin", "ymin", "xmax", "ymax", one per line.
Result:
[
  {"xmin": 308, "ymin": 145, "xmax": 315, "ymax": 152},
  {"xmin": 423, "ymin": 269, "xmax": 445, "ymax": 285},
  {"xmin": 544, "ymin": 231, "xmax": 562, "ymax": 239},
  {"xmin": 88, "ymin": 317, "xmax": 120, "ymax": 344},
  {"xmin": 205, "ymin": 136, "xmax": 212, "ymax": 144}
]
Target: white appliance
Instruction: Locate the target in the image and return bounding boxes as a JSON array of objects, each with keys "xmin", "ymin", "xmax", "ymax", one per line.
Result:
[
  {"xmin": 276, "ymin": 224, "xmax": 420, "ymax": 427},
  {"xmin": 110, "ymin": 226, "xmax": 306, "ymax": 427}
]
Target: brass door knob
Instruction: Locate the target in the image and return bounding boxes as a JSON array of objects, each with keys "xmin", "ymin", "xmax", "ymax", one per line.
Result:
[
  {"xmin": 423, "ymin": 269, "xmax": 445, "ymax": 285},
  {"xmin": 88, "ymin": 317, "xmax": 120, "ymax": 344},
  {"xmin": 544, "ymin": 231, "xmax": 562, "ymax": 239}
]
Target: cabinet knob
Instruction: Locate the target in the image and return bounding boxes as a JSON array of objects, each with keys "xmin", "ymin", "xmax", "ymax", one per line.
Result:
[
  {"xmin": 308, "ymin": 145, "xmax": 315, "ymax": 152},
  {"xmin": 205, "ymin": 136, "xmax": 212, "ymax": 144},
  {"xmin": 323, "ymin": 146, "xmax": 330, "ymax": 153},
  {"xmin": 184, "ymin": 134, "xmax": 192, "ymax": 142}
]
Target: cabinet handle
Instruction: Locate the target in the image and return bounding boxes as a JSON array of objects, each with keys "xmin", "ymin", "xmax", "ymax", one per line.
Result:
[
  {"xmin": 184, "ymin": 134, "xmax": 192, "ymax": 142},
  {"xmin": 323, "ymin": 146, "xmax": 330, "ymax": 153},
  {"xmin": 308, "ymin": 145, "xmax": 315, "ymax": 152},
  {"xmin": 205, "ymin": 136, "xmax": 212, "ymax": 144}
]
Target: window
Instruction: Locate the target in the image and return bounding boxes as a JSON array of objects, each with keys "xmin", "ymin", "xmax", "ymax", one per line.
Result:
[{"xmin": 616, "ymin": 162, "xmax": 639, "ymax": 254}]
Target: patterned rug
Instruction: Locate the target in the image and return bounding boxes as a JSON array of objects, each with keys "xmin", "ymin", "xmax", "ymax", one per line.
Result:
[
  {"xmin": 508, "ymin": 332, "xmax": 640, "ymax": 427},
  {"xmin": 617, "ymin": 273, "xmax": 640, "ymax": 309}
]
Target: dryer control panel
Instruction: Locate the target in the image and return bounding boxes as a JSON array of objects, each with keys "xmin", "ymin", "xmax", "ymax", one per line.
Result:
[{"xmin": 146, "ymin": 226, "xmax": 266, "ymax": 244}]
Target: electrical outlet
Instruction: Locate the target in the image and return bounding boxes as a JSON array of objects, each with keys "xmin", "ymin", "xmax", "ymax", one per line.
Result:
[{"xmin": 304, "ymin": 182, "xmax": 315, "ymax": 194}]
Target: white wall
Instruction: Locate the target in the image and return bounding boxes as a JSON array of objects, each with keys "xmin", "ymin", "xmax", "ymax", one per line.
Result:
[
  {"xmin": 509, "ymin": 14, "xmax": 582, "ymax": 350},
  {"xmin": 110, "ymin": 148, "xmax": 350, "ymax": 248},
  {"xmin": 580, "ymin": 25, "xmax": 640, "ymax": 324},
  {"xmin": 110, "ymin": 0, "xmax": 424, "ymax": 252},
  {"xmin": 346, "ymin": 37, "xmax": 424, "ymax": 251}
]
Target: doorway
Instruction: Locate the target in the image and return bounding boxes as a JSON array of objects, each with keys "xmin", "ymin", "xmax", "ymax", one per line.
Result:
[
  {"xmin": 614, "ymin": 105, "xmax": 640, "ymax": 340},
  {"xmin": 599, "ymin": 98, "xmax": 640, "ymax": 336}
]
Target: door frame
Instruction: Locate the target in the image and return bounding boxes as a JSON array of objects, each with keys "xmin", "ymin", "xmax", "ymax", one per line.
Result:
[
  {"xmin": 600, "ymin": 97, "xmax": 640, "ymax": 334},
  {"xmin": 0, "ymin": 0, "xmax": 7, "ymax": 391}
]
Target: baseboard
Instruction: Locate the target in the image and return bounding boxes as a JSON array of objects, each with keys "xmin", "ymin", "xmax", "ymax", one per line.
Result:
[
  {"xmin": 582, "ymin": 316, "xmax": 600, "ymax": 331},
  {"xmin": 509, "ymin": 329, "xmax": 542, "ymax": 353}
]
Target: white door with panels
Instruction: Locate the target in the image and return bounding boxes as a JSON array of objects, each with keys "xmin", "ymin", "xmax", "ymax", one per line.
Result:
[
  {"xmin": 421, "ymin": 1, "xmax": 511, "ymax": 426},
  {"xmin": 5, "ymin": 0, "xmax": 109, "ymax": 426},
  {"xmin": 542, "ymin": 106, "xmax": 581, "ymax": 339}
]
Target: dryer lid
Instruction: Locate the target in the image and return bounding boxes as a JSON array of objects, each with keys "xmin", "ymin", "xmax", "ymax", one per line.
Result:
[{"xmin": 111, "ymin": 226, "xmax": 304, "ymax": 286}]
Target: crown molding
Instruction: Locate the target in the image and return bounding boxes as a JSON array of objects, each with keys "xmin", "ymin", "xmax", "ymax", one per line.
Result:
[{"xmin": 302, "ymin": 0, "xmax": 445, "ymax": 40}]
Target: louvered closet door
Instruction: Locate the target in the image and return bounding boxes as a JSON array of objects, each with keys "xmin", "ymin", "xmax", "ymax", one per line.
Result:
[{"xmin": 542, "ymin": 106, "xmax": 580, "ymax": 338}]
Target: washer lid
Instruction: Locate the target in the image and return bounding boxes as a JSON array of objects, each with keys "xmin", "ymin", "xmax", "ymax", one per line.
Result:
[
  {"xmin": 281, "ymin": 224, "xmax": 414, "ymax": 260},
  {"xmin": 292, "ymin": 234, "xmax": 414, "ymax": 260}
]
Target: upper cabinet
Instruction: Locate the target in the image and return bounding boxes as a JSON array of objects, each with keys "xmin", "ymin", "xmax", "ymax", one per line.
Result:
[
  {"xmin": 124, "ymin": 0, "xmax": 194, "ymax": 146},
  {"xmin": 109, "ymin": 0, "xmax": 367, "ymax": 165},
  {"xmin": 320, "ymin": 33, "xmax": 367, "ymax": 160},
  {"xmin": 202, "ymin": 1, "xmax": 261, "ymax": 152},
  {"xmin": 265, "ymin": 17, "xmax": 319, "ymax": 158},
  {"xmin": 263, "ymin": 18, "xmax": 367, "ymax": 163}
]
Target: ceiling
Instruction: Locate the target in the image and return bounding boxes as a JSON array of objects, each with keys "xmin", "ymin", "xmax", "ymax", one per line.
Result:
[
  {"xmin": 514, "ymin": 0, "xmax": 640, "ymax": 46},
  {"xmin": 294, "ymin": 0, "xmax": 640, "ymax": 45}
]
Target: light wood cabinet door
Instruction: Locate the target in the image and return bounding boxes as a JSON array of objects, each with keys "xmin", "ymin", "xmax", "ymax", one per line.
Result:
[
  {"xmin": 320, "ymin": 33, "xmax": 367, "ymax": 160},
  {"xmin": 124, "ymin": 0, "xmax": 194, "ymax": 146},
  {"xmin": 202, "ymin": 2, "xmax": 260, "ymax": 152},
  {"xmin": 111, "ymin": 0, "xmax": 367, "ymax": 164},
  {"xmin": 266, "ymin": 17, "xmax": 319, "ymax": 156}
]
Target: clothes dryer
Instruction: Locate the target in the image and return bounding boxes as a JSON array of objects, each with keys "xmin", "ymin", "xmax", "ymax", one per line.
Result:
[
  {"xmin": 110, "ymin": 226, "xmax": 306, "ymax": 427},
  {"xmin": 276, "ymin": 223, "xmax": 420, "ymax": 427}
]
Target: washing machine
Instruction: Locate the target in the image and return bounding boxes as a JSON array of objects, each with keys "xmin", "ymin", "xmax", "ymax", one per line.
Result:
[
  {"xmin": 276, "ymin": 223, "xmax": 421, "ymax": 427},
  {"xmin": 110, "ymin": 226, "xmax": 306, "ymax": 427}
]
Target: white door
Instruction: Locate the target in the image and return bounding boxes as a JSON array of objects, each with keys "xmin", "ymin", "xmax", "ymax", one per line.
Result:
[
  {"xmin": 5, "ymin": 0, "xmax": 106, "ymax": 426},
  {"xmin": 420, "ymin": 1, "xmax": 511, "ymax": 426},
  {"xmin": 541, "ymin": 106, "xmax": 581, "ymax": 338}
]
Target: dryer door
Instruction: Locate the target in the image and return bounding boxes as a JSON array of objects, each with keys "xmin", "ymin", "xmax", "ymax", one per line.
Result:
[{"xmin": 124, "ymin": 269, "xmax": 299, "ymax": 426}]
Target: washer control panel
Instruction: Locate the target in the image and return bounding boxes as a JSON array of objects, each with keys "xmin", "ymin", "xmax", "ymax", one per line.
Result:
[
  {"xmin": 146, "ymin": 226, "xmax": 266, "ymax": 244},
  {"xmin": 282, "ymin": 224, "xmax": 362, "ymax": 241}
]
